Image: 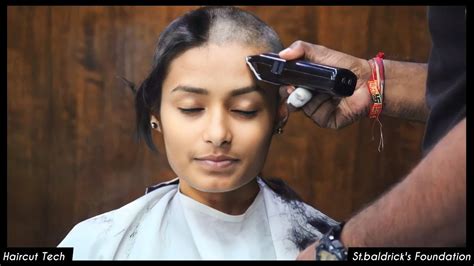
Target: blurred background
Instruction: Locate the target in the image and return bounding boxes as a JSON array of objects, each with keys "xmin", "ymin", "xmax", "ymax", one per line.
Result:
[{"xmin": 7, "ymin": 6, "xmax": 430, "ymax": 247}]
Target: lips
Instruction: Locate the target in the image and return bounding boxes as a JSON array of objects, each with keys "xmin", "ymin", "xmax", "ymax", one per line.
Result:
[{"xmin": 194, "ymin": 154, "xmax": 239, "ymax": 171}]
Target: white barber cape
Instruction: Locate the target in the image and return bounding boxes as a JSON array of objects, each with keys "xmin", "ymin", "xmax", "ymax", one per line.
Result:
[{"xmin": 59, "ymin": 177, "xmax": 337, "ymax": 260}]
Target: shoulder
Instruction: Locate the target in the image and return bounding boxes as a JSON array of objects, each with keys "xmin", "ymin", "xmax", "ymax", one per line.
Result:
[{"xmin": 58, "ymin": 179, "xmax": 179, "ymax": 260}]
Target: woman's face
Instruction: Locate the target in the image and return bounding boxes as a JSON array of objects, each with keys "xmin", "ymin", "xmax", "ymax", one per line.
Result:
[{"xmin": 158, "ymin": 43, "xmax": 282, "ymax": 195}]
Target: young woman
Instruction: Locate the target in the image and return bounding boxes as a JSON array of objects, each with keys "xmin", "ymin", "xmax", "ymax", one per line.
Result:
[{"xmin": 59, "ymin": 6, "xmax": 338, "ymax": 260}]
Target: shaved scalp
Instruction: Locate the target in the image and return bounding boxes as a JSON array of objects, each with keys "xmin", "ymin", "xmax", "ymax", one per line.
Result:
[{"xmin": 206, "ymin": 6, "xmax": 283, "ymax": 51}]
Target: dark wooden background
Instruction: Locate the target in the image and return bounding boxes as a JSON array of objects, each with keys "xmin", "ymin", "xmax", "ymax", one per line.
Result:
[{"xmin": 7, "ymin": 6, "xmax": 430, "ymax": 247}]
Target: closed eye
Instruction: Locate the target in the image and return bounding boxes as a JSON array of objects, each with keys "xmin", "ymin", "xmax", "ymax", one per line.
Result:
[
  {"xmin": 232, "ymin": 110, "xmax": 259, "ymax": 117},
  {"xmin": 178, "ymin": 107, "xmax": 204, "ymax": 114}
]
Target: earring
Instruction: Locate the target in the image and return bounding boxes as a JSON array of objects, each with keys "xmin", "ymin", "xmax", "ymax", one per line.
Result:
[
  {"xmin": 151, "ymin": 122, "xmax": 158, "ymax": 129},
  {"xmin": 277, "ymin": 127, "xmax": 283, "ymax": 134}
]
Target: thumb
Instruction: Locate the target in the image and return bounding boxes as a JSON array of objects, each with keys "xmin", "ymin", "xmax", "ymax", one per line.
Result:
[
  {"xmin": 279, "ymin": 40, "xmax": 328, "ymax": 64},
  {"xmin": 279, "ymin": 41, "xmax": 307, "ymax": 60}
]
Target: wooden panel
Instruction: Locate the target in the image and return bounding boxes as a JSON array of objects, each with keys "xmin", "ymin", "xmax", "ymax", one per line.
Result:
[
  {"xmin": 8, "ymin": 6, "xmax": 52, "ymax": 247},
  {"xmin": 7, "ymin": 6, "xmax": 429, "ymax": 246}
]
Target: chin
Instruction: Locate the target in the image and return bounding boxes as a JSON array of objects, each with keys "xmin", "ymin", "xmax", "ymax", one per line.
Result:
[
  {"xmin": 195, "ymin": 178, "xmax": 238, "ymax": 193},
  {"xmin": 185, "ymin": 174, "xmax": 246, "ymax": 193}
]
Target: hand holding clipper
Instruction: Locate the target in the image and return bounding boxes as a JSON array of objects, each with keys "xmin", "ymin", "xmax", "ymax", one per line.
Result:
[
  {"xmin": 246, "ymin": 52, "xmax": 357, "ymax": 108},
  {"xmin": 247, "ymin": 41, "xmax": 374, "ymax": 130}
]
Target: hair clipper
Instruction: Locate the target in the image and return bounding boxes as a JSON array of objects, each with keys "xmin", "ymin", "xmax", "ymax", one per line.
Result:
[{"xmin": 246, "ymin": 53, "xmax": 357, "ymax": 107}]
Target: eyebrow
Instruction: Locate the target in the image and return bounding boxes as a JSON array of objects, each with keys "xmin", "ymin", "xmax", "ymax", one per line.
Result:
[{"xmin": 171, "ymin": 85, "xmax": 262, "ymax": 97}]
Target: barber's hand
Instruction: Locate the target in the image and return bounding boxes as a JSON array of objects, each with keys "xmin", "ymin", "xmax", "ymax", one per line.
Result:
[
  {"xmin": 279, "ymin": 40, "xmax": 372, "ymax": 129},
  {"xmin": 296, "ymin": 241, "xmax": 317, "ymax": 260}
]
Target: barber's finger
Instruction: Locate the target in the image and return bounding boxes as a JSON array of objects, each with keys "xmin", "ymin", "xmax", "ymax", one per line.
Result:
[
  {"xmin": 279, "ymin": 85, "xmax": 293, "ymax": 98},
  {"xmin": 302, "ymin": 92, "xmax": 332, "ymax": 117},
  {"xmin": 279, "ymin": 40, "xmax": 308, "ymax": 60},
  {"xmin": 287, "ymin": 103, "xmax": 298, "ymax": 113},
  {"xmin": 287, "ymin": 86, "xmax": 296, "ymax": 95},
  {"xmin": 278, "ymin": 85, "xmax": 298, "ymax": 112},
  {"xmin": 308, "ymin": 98, "xmax": 340, "ymax": 128},
  {"xmin": 301, "ymin": 93, "xmax": 341, "ymax": 127},
  {"xmin": 279, "ymin": 40, "xmax": 330, "ymax": 64}
]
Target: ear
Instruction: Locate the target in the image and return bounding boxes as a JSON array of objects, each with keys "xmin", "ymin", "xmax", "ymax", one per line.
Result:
[
  {"xmin": 150, "ymin": 114, "xmax": 162, "ymax": 133},
  {"xmin": 274, "ymin": 99, "xmax": 289, "ymax": 134}
]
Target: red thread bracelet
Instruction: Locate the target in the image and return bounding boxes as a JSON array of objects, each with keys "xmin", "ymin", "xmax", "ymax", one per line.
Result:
[
  {"xmin": 367, "ymin": 52, "xmax": 385, "ymax": 152},
  {"xmin": 367, "ymin": 52, "xmax": 385, "ymax": 119}
]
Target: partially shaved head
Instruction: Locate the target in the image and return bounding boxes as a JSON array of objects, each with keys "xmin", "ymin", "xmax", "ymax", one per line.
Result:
[
  {"xmin": 207, "ymin": 7, "xmax": 282, "ymax": 51},
  {"xmin": 137, "ymin": 6, "xmax": 283, "ymax": 152},
  {"xmin": 131, "ymin": 8, "xmax": 332, "ymax": 250}
]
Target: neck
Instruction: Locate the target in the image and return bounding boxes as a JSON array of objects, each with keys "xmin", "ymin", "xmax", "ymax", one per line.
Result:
[{"xmin": 179, "ymin": 178, "xmax": 260, "ymax": 215}]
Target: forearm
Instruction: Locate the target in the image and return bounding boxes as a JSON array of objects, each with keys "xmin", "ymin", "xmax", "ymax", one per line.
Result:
[
  {"xmin": 379, "ymin": 60, "xmax": 430, "ymax": 122},
  {"xmin": 341, "ymin": 118, "xmax": 466, "ymax": 247}
]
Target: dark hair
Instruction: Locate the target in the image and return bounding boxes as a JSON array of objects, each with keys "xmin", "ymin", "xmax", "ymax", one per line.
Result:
[
  {"xmin": 135, "ymin": 6, "xmax": 283, "ymax": 152},
  {"xmin": 261, "ymin": 177, "xmax": 337, "ymax": 250},
  {"xmin": 124, "ymin": 6, "xmax": 336, "ymax": 251}
]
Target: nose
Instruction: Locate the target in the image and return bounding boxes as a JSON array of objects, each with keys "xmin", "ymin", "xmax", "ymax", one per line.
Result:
[{"xmin": 202, "ymin": 109, "xmax": 232, "ymax": 147}]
